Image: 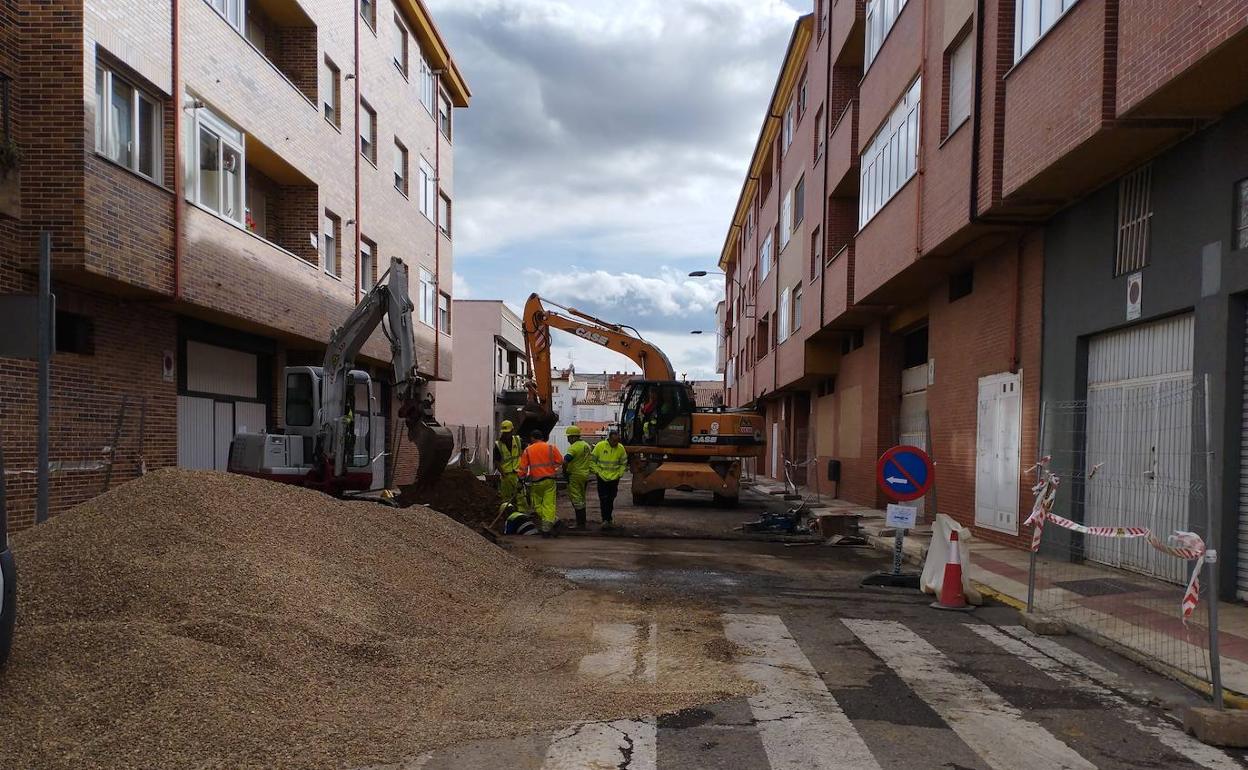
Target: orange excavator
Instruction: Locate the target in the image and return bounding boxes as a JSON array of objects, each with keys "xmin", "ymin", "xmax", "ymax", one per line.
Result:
[{"xmin": 519, "ymin": 294, "xmax": 764, "ymax": 506}]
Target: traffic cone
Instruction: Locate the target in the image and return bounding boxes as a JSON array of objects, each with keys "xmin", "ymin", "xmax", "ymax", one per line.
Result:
[{"xmin": 931, "ymin": 530, "xmax": 974, "ymax": 612}]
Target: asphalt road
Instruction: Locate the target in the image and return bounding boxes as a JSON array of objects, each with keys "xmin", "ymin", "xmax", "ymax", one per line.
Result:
[{"xmin": 394, "ymin": 484, "xmax": 1248, "ymax": 770}]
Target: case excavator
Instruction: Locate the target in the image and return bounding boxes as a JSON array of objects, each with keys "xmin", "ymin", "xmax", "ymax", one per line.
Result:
[
  {"xmin": 228, "ymin": 258, "xmax": 454, "ymax": 495},
  {"xmin": 518, "ymin": 294, "xmax": 763, "ymax": 506}
]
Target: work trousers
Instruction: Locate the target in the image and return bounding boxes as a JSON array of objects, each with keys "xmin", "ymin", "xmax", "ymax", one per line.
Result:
[
  {"xmin": 499, "ymin": 471, "xmax": 528, "ymax": 513},
  {"xmin": 529, "ymin": 477, "xmax": 558, "ymax": 531},
  {"xmin": 567, "ymin": 471, "xmax": 589, "ymax": 509},
  {"xmin": 596, "ymin": 478, "xmax": 620, "ymax": 522}
]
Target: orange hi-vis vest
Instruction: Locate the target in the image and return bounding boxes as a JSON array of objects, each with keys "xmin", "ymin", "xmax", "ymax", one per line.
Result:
[{"xmin": 519, "ymin": 441, "xmax": 563, "ymax": 481}]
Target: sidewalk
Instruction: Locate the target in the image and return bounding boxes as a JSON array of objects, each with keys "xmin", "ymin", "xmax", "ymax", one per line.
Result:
[{"xmin": 745, "ymin": 478, "xmax": 1248, "ymax": 700}]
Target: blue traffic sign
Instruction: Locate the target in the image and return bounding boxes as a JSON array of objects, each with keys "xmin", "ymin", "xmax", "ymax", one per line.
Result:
[{"xmin": 876, "ymin": 445, "xmax": 933, "ymax": 502}]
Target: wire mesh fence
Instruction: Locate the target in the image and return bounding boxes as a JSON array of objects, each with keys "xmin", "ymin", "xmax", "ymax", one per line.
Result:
[{"xmin": 1028, "ymin": 377, "xmax": 1219, "ymax": 692}]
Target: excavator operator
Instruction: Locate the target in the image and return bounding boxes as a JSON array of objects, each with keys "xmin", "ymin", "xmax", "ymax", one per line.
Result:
[{"xmin": 519, "ymin": 429, "xmax": 563, "ymax": 536}]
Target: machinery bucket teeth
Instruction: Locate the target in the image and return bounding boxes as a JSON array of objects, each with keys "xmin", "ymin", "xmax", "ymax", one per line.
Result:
[{"xmin": 409, "ymin": 419, "xmax": 454, "ymax": 491}]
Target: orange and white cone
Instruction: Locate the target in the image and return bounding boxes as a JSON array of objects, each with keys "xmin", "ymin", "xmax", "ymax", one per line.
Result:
[{"xmin": 931, "ymin": 530, "xmax": 974, "ymax": 611}]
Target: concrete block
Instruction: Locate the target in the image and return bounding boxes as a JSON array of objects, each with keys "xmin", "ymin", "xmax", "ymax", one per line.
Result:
[
  {"xmin": 1019, "ymin": 611, "xmax": 1067, "ymax": 636},
  {"xmin": 1184, "ymin": 707, "xmax": 1248, "ymax": 747}
]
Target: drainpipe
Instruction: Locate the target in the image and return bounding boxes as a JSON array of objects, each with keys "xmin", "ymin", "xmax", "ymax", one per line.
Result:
[
  {"xmin": 773, "ymin": 116, "xmax": 782, "ymax": 397},
  {"xmin": 433, "ymin": 70, "xmax": 445, "ymax": 381},
  {"xmin": 968, "ymin": 0, "xmax": 986, "ymax": 224},
  {"xmin": 913, "ymin": 0, "xmax": 929, "ymax": 257},
  {"xmin": 1009, "ymin": 237, "xmax": 1023, "ymax": 373},
  {"xmin": 819, "ymin": 24, "xmax": 832, "ymax": 330},
  {"xmin": 353, "ymin": 5, "xmax": 361, "ymax": 304},
  {"xmin": 171, "ymin": 0, "xmax": 183, "ymax": 299}
]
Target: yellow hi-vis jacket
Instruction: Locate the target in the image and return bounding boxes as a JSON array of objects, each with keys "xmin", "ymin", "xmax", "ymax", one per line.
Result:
[
  {"xmin": 496, "ymin": 435, "xmax": 522, "ymax": 474},
  {"xmin": 591, "ymin": 441, "xmax": 628, "ymax": 481},
  {"xmin": 565, "ymin": 440, "xmax": 592, "ymax": 476}
]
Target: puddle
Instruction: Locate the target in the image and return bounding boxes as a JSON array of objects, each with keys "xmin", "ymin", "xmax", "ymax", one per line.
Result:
[{"xmin": 560, "ymin": 568, "xmax": 741, "ymax": 587}]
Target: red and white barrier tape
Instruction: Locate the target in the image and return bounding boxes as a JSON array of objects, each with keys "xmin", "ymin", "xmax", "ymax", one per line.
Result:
[{"xmin": 1025, "ymin": 458, "xmax": 1206, "ymax": 624}]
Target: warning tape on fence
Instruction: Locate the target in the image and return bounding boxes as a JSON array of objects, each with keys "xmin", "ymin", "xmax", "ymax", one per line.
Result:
[{"xmin": 1025, "ymin": 457, "xmax": 1206, "ymax": 625}]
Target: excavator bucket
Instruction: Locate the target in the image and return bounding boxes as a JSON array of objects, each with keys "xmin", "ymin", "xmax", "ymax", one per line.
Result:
[{"xmin": 397, "ymin": 385, "xmax": 454, "ymax": 492}]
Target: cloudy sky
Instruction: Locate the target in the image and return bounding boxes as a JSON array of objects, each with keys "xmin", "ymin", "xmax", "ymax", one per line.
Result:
[{"xmin": 428, "ymin": 0, "xmax": 805, "ymax": 379}]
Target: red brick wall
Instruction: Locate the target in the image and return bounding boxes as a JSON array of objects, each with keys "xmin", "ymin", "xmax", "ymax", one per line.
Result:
[
  {"xmin": 925, "ymin": 230, "xmax": 1043, "ymax": 548},
  {"xmin": 852, "ymin": 180, "xmax": 918, "ymax": 301},
  {"xmin": 83, "ymin": 156, "xmax": 176, "ymax": 295},
  {"xmin": 1116, "ymin": 0, "xmax": 1247, "ymax": 116}
]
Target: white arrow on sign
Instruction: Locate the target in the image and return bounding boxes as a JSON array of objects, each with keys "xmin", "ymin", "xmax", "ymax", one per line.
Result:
[{"xmin": 885, "ymin": 476, "xmax": 908, "ymax": 486}]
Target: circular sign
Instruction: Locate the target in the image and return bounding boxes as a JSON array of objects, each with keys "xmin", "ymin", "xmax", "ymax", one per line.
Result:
[{"xmin": 876, "ymin": 445, "xmax": 934, "ymax": 502}]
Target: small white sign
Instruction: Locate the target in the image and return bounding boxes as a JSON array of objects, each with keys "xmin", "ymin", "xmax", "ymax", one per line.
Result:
[
  {"xmin": 1126, "ymin": 272, "xmax": 1142, "ymax": 321},
  {"xmin": 886, "ymin": 503, "xmax": 918, "ymax": 529}
]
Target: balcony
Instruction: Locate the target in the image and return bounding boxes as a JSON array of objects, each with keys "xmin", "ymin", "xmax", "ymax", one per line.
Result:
[
  {"xmin": 244, "ymin": 138, "xmax": 319, "ymax": 266},
  {"xmin": 827, "ymin": 99, "xmax": 859, "ymax": 196},
  {"xmin": 823, "ymin": 244, "xmax": 852, "ymax": 326},
  {"xmin": 830, "ymin": 0, "xmax": 865, "ymax": 67},
  {"xmin": 241, "ymin": 0, "xmax": 318, "ymax": 103}
]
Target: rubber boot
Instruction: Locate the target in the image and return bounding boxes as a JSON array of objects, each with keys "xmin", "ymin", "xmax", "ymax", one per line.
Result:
[{"xmin": 575, "ymin": 507, "xmax": 587, "ymax": 529}]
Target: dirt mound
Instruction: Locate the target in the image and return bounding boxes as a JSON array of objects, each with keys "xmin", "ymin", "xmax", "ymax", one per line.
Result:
[
  {"xmin": 400, "ymin": 467, "xmax": 502, "ymax": 531},
  {"xmin": 0, "ymin": 469, "xmax": 748, "ymax": 769}
]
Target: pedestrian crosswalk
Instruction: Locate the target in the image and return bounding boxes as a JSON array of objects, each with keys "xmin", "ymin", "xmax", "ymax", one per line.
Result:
[{"xmin": 410, "ymin": 613, "xmax": 1246, "ymax": 770}]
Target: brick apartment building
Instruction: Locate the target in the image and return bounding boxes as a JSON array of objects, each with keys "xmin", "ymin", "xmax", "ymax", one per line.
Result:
[
  {"xmin": 0, "ymin": 0, "xmax": 469, "ymax": 530},
  {"xmin": 719, "ymin": 0, "xmax": 1248, "ymax": 582}
]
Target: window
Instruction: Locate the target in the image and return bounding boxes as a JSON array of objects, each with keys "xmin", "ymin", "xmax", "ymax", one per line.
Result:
[
  {"xmin": 360, "ymin": 0, "xmax": 376, "ymax": 30},
  {"xmin": 322, "ymin": 57, "xmax": 340, "ymax": 127},
  {"xmin": 438, "ymin": 192, "xmax": 452, "ymax": 238},
  {"xmin": 95, "ymin": 65, "xmax": 161, "ymax": 182},
  {"xmin": 818, "ymin": 0, "xmax": 829, "ymax": 38},
  {"xmin": 949, "ymin": 267, "xmax": 974, "ymax": 301},
  {"xmin": 418, "ymin": 157, "xmax": 436, "ymax": 221},
  {"xmin": 759, "ymin": 231, "xmax": 773, "ymax": 280},
  {"xmin": 945, "ymin": 32, "xmax": 973, "ymax": 136},
  {"xmin": 208, "ymin": 0, "xmax": 242, "ymax": 30},
  {"xmin": 793, "ymin": 284, "xmax": 803, "ymax": 332},
  {"xmin": 757, "ymin": 315, "xmax": 770, "ymax": 359},
  {"xmin": 55, "ymin": 311, "xmax": 94, "ymax": 355},
  {"xmin": 323, "ymin": 211, "xmax": 340, "ymax": 277},
  {"xmin": 778, "ymin": 287, "xmax": 791, "ymax": 343},
  {"xmin": 865, "ymin": 0, "xmax": 909, "ymax": 68},
  {"xmin": 1015, "ymin": 0, "xmax": 1079, "ymax": 61},
  {"xmin": 438, "ymin": 292, "xmax": 451, "ymax": 334},
  {"xmin": 810, "ymin": 227, "xmax": 822, "ymax": 280},
  {"xmin": 783, "ymin": 102, "xmax": 795, "ymax": 149},
  {"xmin": 393, "ymin": 13, "xmax": 409, "ymax": 76},
  {"xmin": 1236, "ymin": 179, "xmax": 1248, "ymax": 251},
  {"xmin": 359, "ymin": 238, "xmax": 374, "ymax": 290},
  {"xmin": 393, "ymin": 138, "xmax": 408, "ymax": 194},
  {"xmin": 193, "ymin": 106, "xmax": 245, "ymax": 224},
  {"xmin": 813, "ymin": 106, "xmax": 825, "ymax": 161},
  {"xmin": 285, "ymin": 372, "xmax": 315, "ymax": 427},
  {"xmin": 439, "ymin": 92, "xmax": 453, "ymax": 139},
  {"xmin": 781, "ymin": 191, "xmax": 792, "ymax": 250},
  {"xmin": 794, "ymin": 175, "xmax": 805, "ymax": 228},
  {"xmin": 360, "ymin": 100, "xmax": 376, "ymax": 164},
  {"xmin": 418, "ymin": 53, "xmax": 436, "ymax": 114},
  {"xmin": 859, "ymin": 77, "xmax": 921, "ymax": 227},
  {"xmin": 419, "ymin": 268, "xmax": 435, "ymax": 326},
  {"xmin": 1115, "ymin": 164, "xmax": 1152, "ymax": 276}
]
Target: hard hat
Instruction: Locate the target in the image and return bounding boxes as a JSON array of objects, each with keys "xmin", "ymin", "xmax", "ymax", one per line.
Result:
[
  {"xmin": 500, "ymin": 420, "xmax": 514, "ymax": 431},
  {"xmin": 565, "ymin": 425, "xmax": 581, "ymax": 437}
]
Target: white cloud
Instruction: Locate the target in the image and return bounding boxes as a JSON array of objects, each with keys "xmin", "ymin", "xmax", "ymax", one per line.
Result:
[
  {"xmin": 526, "ymin": 266, "xmax": 721, "ymax": 318},
  {"xmin": 453, "ymin": 272, "xmax": 471, "ymax": 299}
]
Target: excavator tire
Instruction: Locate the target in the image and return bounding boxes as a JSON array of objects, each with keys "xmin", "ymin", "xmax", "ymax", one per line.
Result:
[{"xmin": 0, "ymin": 547, "xmax": 15, "ymax": 668}]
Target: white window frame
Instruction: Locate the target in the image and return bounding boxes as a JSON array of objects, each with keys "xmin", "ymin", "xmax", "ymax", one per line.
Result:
[
  {"xmin": 759, "ymin": 232, "xmax": 773, "ymax": 280},
  {"xmin": 322, "ymin": 57, "xmax": 340, "ymax": 127},
  {"xmin": 859, "ymin": 77, "xmax": 921, "ymax": 228},
  {"xmin": 419, "ymin": 268, "xmax": 436, "ymax": 327},
  {"xmin": 360, "ymin": 239, "xmax": 374, "ymax": 289},
  {"xmin": 418, "ymin": 157, "xmax": 436, "ymax": 221},
  {"xmin": 792, "ymin": 283, "xmax": 803, "ymax": 332},
  {"xmin": 393, "ymin": 138, "xmax": 408, "ymax": 194},
  {"xmin": 1015, "ymin": 0, "xmax": 1080, "ymax": 62},
  {"xmin": 207, "ymin": 0, "xmax": 242, "ymax": 31},
  {"xmin": 323, "ymin": 212, "xmax": 338, "ymax": 277},
  {"xmin": 438, "ymin": 291, "xmax": 451, "ymax": 334},
  {"xmin": 192, "ymin": 105, "xmax": 246, "ymax": 226},
  {"xmin": 393, "ymin": 12, "xmax": 410, "ymax": 76},
  {"xmin": 96, "ymin": 65, "xmax": 162, "ymax": 183},
  {"xmin": 418, "ymin": 53, "xmax": 436, "ymax": 114},
  {"xmin": 947, "ymin": 33, "xmax": 973, "ymax": 135},
  {"xmin": 439, "ymin": 91, "xmax": 453, "ymax": 140},
  {"xmin": 783, "ymin": 102, "xmax": 795, "ymax": 149},
  {"xmin": 778, "ymin": 287, "xmax": 791, "ymax": 343},
  {"xmin": 360, "ymin": 0, "xmax": 376, "ymax": 30},
  {"xmin": 780, "ymin": 191, "xmax": 792, "ymax": 250},
  {"xmin": 865, "ymin": 0, "xmax": 909, "ymax": 69},
  {"xmin": 360, "ymin": 101, "xmax": 376, "ymax": 164},
  {"xmin": 438, "ymin": 192, "xmax": 452, "ymax": 238},
  {"xmin": 794, "ymin": 175, "xmax": 805, "ymax": 229}
]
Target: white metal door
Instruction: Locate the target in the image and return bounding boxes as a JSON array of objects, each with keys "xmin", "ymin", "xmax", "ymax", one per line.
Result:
[
  {"xmin": 214, "ymin": 402, "xmax": 234, "ymax": 471},
  {"xmin": 1085, "ymin": 314, "xmax": 1193, "ymax": 583},
  {"xmin": 177, "ymin": 396, "xmax": 215, "ymax": 470},
  {"xmin": 899, "ymin": 364, "xmax": 928, "ymax": 518},
  {"xmin": 975, "ymin": 372, "xmax": 1021, "ymax": 534},
  {"xmin": 771, "ymin": 422, "xmax": 780, "ymax": 479}
]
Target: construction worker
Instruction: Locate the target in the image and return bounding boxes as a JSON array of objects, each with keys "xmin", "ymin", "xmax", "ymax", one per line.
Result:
[
  {"xmin": 494, "ymin": 420, "xmax": 524, "ymax": 513},
  {"xmin": 503, "ymin": 510, "xmax": 539, "ymax": 535},
  {"xmin": 562, "ymin": 425, "xmax": 593, "ymax": 529},
  {"xmin": 591, "ymin": 429, "xmax": 628, "ymax": 530},
  {"xmin": 519, "ymin": 429, "xmax": 563, "ymax": 536},
  {"xmin": 640, "ymin": 386, "xmax": 660, "ymax": 442}
]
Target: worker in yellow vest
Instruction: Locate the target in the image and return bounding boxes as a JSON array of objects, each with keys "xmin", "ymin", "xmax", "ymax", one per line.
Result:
[
  {"xmin": 519, "ymin": 430, "xmax": 564, "ymax": 536},
  {"xmin": 562, "ymin": 425, "xmax": 593, "ymax": 529},
  {"xmin": 494, "ymin": 420, "xmax": 525, "ymax": 513},
  {"xmin": 591, "ymin": 429, "xmax": 628, "ymax": 530}
]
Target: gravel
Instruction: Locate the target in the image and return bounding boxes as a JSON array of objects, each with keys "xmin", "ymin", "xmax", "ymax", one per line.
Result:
[
  {"xmin": 0, "ymin": 469, "xmax": 749, "ymax": 769},
  {"xmin": 399, "ymin": 467, "xmax": 501, "ymax": 533}
]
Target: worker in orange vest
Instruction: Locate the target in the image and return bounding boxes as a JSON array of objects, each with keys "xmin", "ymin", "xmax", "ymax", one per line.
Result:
[{"xmin": 519, "ymin": 429, "xmax": 564, "ymax": 536}]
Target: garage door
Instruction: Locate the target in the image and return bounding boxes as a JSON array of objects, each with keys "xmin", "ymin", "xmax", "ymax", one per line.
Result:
[
  {"xmin": 177, "ymin": 341, "xmax": 268, "ymax": 472},
  {"xmin": 1084, "ymin": 314, "xmax": 1193, "ymax": 584}
]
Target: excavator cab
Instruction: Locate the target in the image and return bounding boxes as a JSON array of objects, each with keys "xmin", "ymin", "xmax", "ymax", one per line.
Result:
[{"xmin": 621, "ymin": 381, "xmax": 693, "ymax": 448}]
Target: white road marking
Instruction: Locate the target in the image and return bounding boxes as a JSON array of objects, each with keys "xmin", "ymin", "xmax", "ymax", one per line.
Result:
[
  {"xmin": 977, "ymin": 625, "xmax": 1240, "ymax": 770},
  {"xmin": 541, "ymin": 718, "xmax": 657, "ymax": 770},
  {"xmin": 999, "ymin": 625, "xmax": 1136, "ymax": 693},
  {"xmin": 844, "ymin": 618, "xmax": 1094, "ymax": 770},
  {"xmin": 577, "ymin": 622, "xmax": 639, "ymax": 682},
  {"xmin": 723, "ymin": 613, "xmax": 881, "ymax": 770}
]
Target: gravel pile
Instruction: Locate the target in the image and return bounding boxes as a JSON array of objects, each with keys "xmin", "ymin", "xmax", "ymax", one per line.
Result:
[
  {"xmin": 0, "ymin": 469, "xmax": 749, "ymax": 769},
  {"xmin": 399, "ymin": 467, "xmax": 501, "ymax": 532}
]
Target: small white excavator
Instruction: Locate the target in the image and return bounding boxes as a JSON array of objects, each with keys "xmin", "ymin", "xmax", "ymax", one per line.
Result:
[{"xmin": 228, "ymin": 258, "xmax": 453, "ymax": 495}]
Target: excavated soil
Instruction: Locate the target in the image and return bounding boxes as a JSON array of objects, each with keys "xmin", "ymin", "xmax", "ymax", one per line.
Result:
[
  {"xmin": 0, "ymin": 470, "xmax": 749, "ymax": 769},
  {"xmin": 399, "ymin": 467, "xmax": 502, "ymax": 532}
]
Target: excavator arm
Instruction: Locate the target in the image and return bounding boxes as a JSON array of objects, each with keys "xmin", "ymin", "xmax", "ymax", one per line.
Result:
[
  {"xmin": 521, "ymin": 294, "xmax": 675, "ymax": 431},
  {"xmin": 321, "ymin": 257, "xmax": 452, "ymax": 487}
]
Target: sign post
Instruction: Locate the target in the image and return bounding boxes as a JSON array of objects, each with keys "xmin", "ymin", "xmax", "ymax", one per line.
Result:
[{"xmin": 862, "ymin": 445, "xmax": 933, "ymax": 589}]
